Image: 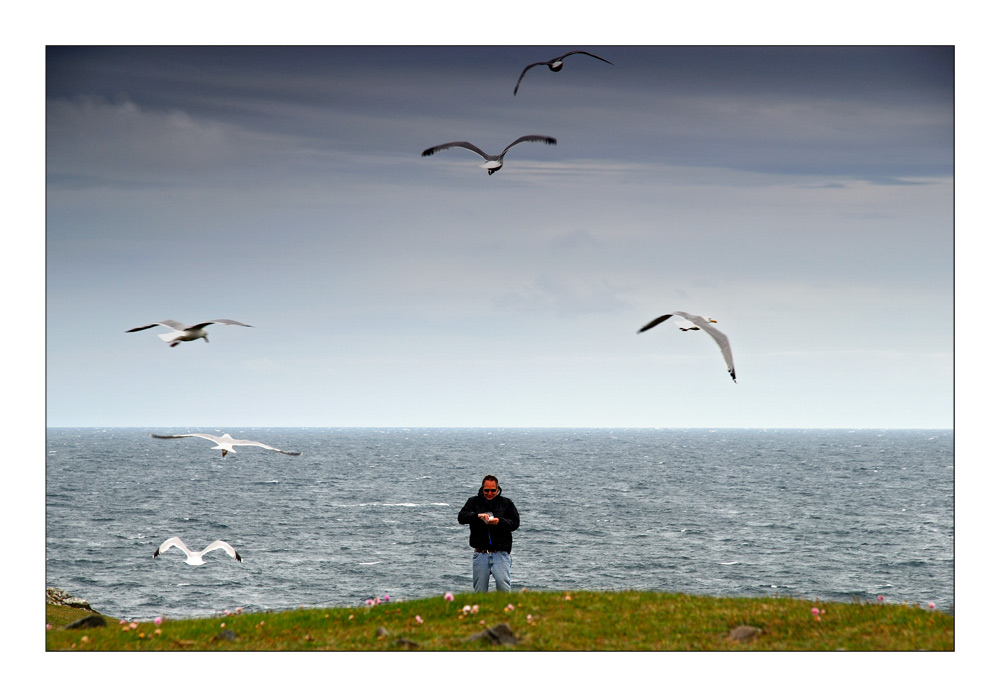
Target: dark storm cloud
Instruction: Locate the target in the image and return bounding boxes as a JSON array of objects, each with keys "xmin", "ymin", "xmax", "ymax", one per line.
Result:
[{"xmin": 47, "ymin": 46, "xmax": 953, "ymax": 181}]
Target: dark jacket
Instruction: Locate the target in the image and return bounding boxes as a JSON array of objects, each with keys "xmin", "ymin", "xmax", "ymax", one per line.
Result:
[{"xmin": 457, "ymin": 484, "xmax": 520, "ymax": 553}]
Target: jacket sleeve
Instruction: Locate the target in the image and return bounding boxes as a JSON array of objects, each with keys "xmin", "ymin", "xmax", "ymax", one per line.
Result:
[
  {"xmin": 498, "ymin": 499, "xmax": 520, "ymax": 532},
  {"xmin": 457, "ymin": 496, "xmax": 480, "ymax": 526}
]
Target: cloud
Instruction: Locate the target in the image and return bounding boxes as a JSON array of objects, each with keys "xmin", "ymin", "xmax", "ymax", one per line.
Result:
[
  {"xmin": 46, "ymin": 95, "xmax": 347, "ymax": 188},
  {"xmin": 495, "ymin": 272, "xmax": 634, "ymax": 317}
]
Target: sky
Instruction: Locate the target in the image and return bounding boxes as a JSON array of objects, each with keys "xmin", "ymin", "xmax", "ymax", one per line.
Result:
[{"xmin": 44, "ymin": 45, "xmax": 954, "ymax": 428}]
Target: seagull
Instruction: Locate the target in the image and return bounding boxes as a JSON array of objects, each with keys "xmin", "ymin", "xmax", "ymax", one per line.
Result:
[
  {"xmin": 150, "ymin": 432, "xmax": 303, "ymax": 457},
  {"xmin": 513, "ymin": 50, "xmax": 613, "ymax": 95},
  {"xmin": 153, "ymin": 537, "xmax": 242, "ymax": 565},
  {"xmin": 125, "ymin": 319, "xmax": 252, "ymax": 347},
  {"xmin": 636, "ymin": 311, "xmax": 737, "ymax": 383},
  {"xmin": 421, "ymin": 135, "xmax": 556, "ymax": 175}
]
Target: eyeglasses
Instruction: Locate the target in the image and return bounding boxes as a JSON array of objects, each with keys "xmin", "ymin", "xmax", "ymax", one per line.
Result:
[{"xmin": 482, "ymin": 488, "xmax": 497, "ymax": 493}]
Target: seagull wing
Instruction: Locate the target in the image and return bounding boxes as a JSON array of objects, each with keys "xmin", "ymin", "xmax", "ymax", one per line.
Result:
[
  {"xmin": 499, "ymin": 135, "xmax": 557, "ymax": 157},
  {"xmin": 557, "ymin": 50, "xmax": 614, "ymax": 65},
  {"xmin": 181, "ymin": 319, "xmax": 251, "ymax": 331},
  {"xmin": 154, "ymin": 537, "xmax": 192, "ymax": 558},
  {"xmin": 421, "ymin": 141, "xmax": 491, "ymax": 160},
  {"xmin": 206, "ymin": 319, "xmax": 253, "ymax": 327},
  {"xmin": 227, "ymin": 438, "xmax": 302, "ymax": 456},
  {"xmin": 126, "ymin": 319, "xmax": 185, "ymax": 333},
  {"xmin": 201, "ymin": 540, "xmax": 242, "ymax": 562},
  {"xmin": 513, "ymin": 61, "xmax": 549, "ymax": 95},
  {"xmin": 698, "ymin": 323, "xmax": 736, "ymax": 383},
  {"xmin": 636, "ymin": 314, "xmax": 677, "ymax": 334},
  {"xmin": 150, "ymin": 433, "xmax": 224, "ymax": 444}
]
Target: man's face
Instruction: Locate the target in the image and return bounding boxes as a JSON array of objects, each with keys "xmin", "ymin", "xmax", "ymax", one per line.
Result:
[{"xmin": 482, "ymin": 480, "xmax": 499, "ymax": 500}]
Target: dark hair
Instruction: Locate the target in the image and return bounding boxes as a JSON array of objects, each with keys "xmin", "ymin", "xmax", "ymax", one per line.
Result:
[{"xmin": 482, "ymin": 474, "xmax": 499, "ymax": 487}]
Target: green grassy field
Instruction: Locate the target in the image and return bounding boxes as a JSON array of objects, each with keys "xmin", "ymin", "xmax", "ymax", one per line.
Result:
[{"xmin": 45, "ymin": 590, "xmax": 953, "ymax": 651}]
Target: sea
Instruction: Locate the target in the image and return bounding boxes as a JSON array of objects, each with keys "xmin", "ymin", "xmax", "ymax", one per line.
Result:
[{"xmin": 45, "ymin": 427, "xmax": 954, "ymax": 621}]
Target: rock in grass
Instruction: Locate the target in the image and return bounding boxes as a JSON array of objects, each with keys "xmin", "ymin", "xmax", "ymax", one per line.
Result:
[
  {"xmin": 47, "ymin": 587, "xmax": 94, "ymax": 612},
  {"xmin": 212, "ymin": 629, "xmax": 237, "ymax": 642},
  {"xmin": 465, "ymin": 622, "xmax": 520, "ymax": 646},
  {"xmin": 393, "ymin": 638, "xmax": 420, "ymax": 648},
  {"xmin": 728, "ymin": 625, "xmax": 763, "ymax": 642},
  {"xmin": 63, "ymin": 614, "xmax": 107, "ymax": 630}
]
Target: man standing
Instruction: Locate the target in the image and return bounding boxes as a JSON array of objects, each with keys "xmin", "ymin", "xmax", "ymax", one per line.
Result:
[{"xmin": 458, "ymin": 474, "xmax": 520, "ymax": 592}]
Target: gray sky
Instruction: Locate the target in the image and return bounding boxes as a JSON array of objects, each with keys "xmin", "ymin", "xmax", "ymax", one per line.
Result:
[{"xmin": 44, "ymin": 45, "xmax": 954, "ymax": 428}]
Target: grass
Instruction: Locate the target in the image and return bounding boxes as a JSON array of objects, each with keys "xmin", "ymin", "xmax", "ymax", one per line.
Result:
[{"xmin": 45, "ymin": 590, "xmax": 953, "ymax": 651}]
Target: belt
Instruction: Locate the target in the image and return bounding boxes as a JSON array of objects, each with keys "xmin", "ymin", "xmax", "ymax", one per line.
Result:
[{"xmin": 475, "ymin": 548, "xmax": 504, "ymax": 554}]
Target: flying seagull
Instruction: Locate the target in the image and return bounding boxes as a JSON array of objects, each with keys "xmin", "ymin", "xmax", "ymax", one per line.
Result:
[
  {"xmin": 153, "ymin": 537, "xmax": 242, "ymax": 565},
  {"xmin": 636, "ymin": 311, "xmax": 737, "ymax": 383},
  {"xmin": 513, "ymin": 50, "xmax": 613, "ymax": 95},
  {"xmin": 150, "ymin": 432, "xmax": 303, "ymax": 457},
  {"xmin": 126, "ymin": 319, "xmax": 252, "ymax": 347},
  {"xmin": 421, "ymin": 135, "xmax": 556, "ymax": 175}
]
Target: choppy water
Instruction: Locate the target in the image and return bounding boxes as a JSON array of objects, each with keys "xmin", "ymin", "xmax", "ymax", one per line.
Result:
[{"xmin": 45, "ymin": 427, "xmax": 953, "ymax": 620}]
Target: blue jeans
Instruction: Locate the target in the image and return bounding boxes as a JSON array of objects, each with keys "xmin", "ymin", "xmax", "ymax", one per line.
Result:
[{"xmin": 472, "ymin": 550, "xmax": 511, "ymax": 592}]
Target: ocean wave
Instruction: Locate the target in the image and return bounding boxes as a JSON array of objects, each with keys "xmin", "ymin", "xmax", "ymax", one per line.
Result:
[{"xmin": 358, "ymin": 502, "xmax": 450, "ymax": 507}]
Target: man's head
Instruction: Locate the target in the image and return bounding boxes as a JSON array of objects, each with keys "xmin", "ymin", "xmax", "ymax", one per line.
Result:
[{"xmin": 481, "ymin": 475, "xmax": 499, "ymax": 500}]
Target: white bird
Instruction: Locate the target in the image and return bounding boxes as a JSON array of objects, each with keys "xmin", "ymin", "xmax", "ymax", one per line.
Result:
[
  {"xmin": 421, "ymin": 135, "xmax": 556, "ymax": 175},
  {"xmin": 636, "ymin": 311, "xmax": 737, "ymax": 383},
  {"xmin": 150, "ymin": 432, "xmax": 302, "ymax": 457},
  {"xmin": 153, "ymin": 537, "xmax": 242, "ymax": 565},
  {"xmin": 513, "ymin": 50, "xmax": 613, "ymax": 95},
  {"xmin": 126, "ymin": 319, "xmax": 252, "ymax": 347}
]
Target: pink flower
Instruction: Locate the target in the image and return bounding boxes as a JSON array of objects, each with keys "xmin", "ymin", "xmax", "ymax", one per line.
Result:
[
  {"xmin": 46, "ymin": 624, "xmax": 52, "ymax": 630},
  {"xmin": 415, "ymin": 615, "xmax": 423, "ymax": 624},
  {"xmin": 365, "ymin": 598, "xmax": 375, "ymax": 607},
  {"xmin": 877, "ymin": 595, "xmax": 884, "ymax": 602},
  {"xmin": 384, "ymin": 594, "xmax": 391, "ymax": 602},
  {"xmin": 811, "ymin": 607, "xmax": 820, "ymax": 616},
  {"xmin": 462, "ymin": 605, "xmax": 472, "ymax": 614},
  {"xmin": 505, "ymin": 604, "xmax": 515, "ymax": 612},
  {"xmin": 129, "ymin": 622, "xmax": 138, "ymax": 629},
  {"xmin": 444, "ymin": 592, "xmax": 454, "ymax": 602},
  {"xmin": 471, "ymin": 604, "xmax": 479, "ymax": 614},
  {"xmin": 154, "ymin": 617, "xmax": 162, "ymax": 625},
  {"xmin": 220, "ymin": 622, "xmax": 226, "ymax": 628},
  {"xmin": 119, "ymin": 619, "xmax": 128, "ymax": 625},
  {"xmin": 235, "ymin": 607, "xmax": 242, "ymax": 614},
  {"xmin": 928, "ymin": 602, "xmax": 936, "ymax": 610}
]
